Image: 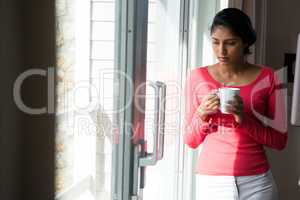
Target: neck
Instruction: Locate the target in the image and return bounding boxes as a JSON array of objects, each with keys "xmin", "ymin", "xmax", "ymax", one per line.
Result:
[{"xmin": 218, "ymin": 59, "xmax": 248, "ymax": 75}]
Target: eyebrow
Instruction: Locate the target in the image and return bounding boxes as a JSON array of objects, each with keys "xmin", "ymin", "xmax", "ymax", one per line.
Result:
[{"xmin": 211, "ymin": 37, "xmax": 238, "ymax": 41}]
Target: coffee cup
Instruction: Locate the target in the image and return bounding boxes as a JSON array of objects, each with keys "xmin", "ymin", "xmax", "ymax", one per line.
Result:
[{"xmin": 216, "ymin": 88, "xmax": 240, "ymax": 114}]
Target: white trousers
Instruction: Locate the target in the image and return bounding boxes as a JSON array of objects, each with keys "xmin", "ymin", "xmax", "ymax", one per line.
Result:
[{"xmin": 196, "ymin": 170, "xmax": 279, "ymax": 200}]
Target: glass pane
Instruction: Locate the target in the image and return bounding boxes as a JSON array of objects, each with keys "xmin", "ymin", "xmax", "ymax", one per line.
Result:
[
  {"xmin": 92, "ymin": 22, "xmax": 115, "ymax": 41},
  {"xmin": 143, "ymin": 0, "xmax": 182, "ymax": 200},
  {"xmin": 92, "ymin": 2, "xmax": 115, "ymax": 21},
  {"xmin": 91, "ymin": 41, "xmax": 115, "ymax": 60},
  {"xmin": 55, "ymin": 0, "xmax": 121, "ymax": 200}
]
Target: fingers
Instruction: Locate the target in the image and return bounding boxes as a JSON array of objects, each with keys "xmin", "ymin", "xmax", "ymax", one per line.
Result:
[
  {"xmin": 199, "ymin": 91, "xmax": 244, "ymax": 124},
  {"xmin": 204, "ymin": 93, "xmax": 218, "ymax": 101},
  {"xmin": 226, "ymin": 104, "xmax": 242, "ymax": 115},
  {"xmin": 225, "ymin": 95, "xmax": 244, "ymax": 116},
  {"xmin": 198, "ymin": 93, "xmax": 220, "ymax": 118},
  {"xmin": 227, "ymin": 102, "xmax": 243, "ymax": 111},
  {"xmin": 203, "ymin": 95, "xmax": 219, "ymax": 109},
  {"xmin": 227, "ymin": 95, "xmax": 242, "ymax": 104},
  {"xmin": 207, "ymin": 100, "xmax": 220, "ymax": 110},
  {"xmin": 226, "ymin": 104, "xmax": 244, "ymax": 124},
  {"xmin": 228, "ymin": 95, "xmax": 243, "ymax": 107}
]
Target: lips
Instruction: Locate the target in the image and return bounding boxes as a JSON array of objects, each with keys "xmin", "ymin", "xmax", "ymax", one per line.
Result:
[{"xmin": 218, "ymin": 57, "xmax": 229, "ymax": 62}]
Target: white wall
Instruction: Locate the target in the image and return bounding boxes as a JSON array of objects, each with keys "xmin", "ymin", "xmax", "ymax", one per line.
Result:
[{"xmin": 264, "ymin": 0, "xmax": 300, "ymax": 199}]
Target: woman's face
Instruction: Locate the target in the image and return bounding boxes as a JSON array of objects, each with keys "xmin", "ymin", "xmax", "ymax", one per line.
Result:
[{"xmin": 211, "ymin": 25, "xmax": 247, "ymax": 65}]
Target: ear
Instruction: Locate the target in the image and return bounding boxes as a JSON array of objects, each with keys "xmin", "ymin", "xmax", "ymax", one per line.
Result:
[{"xmin": 242, "ymin": 42, "xmax": 250, "ymax": 54}]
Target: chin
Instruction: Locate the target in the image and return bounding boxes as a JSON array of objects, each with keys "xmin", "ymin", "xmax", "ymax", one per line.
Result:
[{"xmin": 218, "ymin": 61, "xmax": 230, "ymax": 65}]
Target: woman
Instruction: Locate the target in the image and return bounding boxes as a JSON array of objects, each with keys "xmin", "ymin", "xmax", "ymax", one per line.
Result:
[{"xmin": 184, "ymin": 8, "xmax": 287, "ymax": 200}]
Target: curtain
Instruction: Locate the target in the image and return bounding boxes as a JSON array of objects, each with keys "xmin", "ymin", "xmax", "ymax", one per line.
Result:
[{"xmin": 188, "ymin": 0, "xmax": 228, "ymax": 69}]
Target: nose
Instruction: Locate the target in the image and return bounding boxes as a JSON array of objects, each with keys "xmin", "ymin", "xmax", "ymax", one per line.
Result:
[{"xmin": 219, "ymin": 43, "xmax": 227, "ymax": 56}]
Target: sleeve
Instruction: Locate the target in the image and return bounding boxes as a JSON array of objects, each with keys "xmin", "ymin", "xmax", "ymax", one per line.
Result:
[
  {"xmin": 183, "ymin": 71, "xmax": 217, "ymax": 149},
  {"xmin": 236, "ymin": 70, "xmax": 288, "ymax": 151}
]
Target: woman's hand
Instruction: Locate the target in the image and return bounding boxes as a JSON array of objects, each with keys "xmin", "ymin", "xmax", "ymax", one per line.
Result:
[
  {"xmin": 197, "ymin": 92, "xmax": 220, "ymax": 122},
  {"xmin": 226, "ymin": 95, "xmax": 244, "ymax": 124}
]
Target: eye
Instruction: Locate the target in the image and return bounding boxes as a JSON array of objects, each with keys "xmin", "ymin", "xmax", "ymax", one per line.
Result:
[{"xmin": 226, "ymin": 41, "xmax": 237, "ymax": 46}]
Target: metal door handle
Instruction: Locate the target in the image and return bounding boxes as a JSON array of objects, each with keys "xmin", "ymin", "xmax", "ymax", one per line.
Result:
[
  {"xmin": 156, "ymin": 81, "xmax": 166, "ymax": 160},
  {"xmin": 139, "ymin": 81, "xmax": 166, "ymax": 166}
]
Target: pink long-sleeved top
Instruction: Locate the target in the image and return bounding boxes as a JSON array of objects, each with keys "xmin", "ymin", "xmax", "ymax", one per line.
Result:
[{"xmin": 184, "ymin": 65, "xmax": 288, "ymax": 176}]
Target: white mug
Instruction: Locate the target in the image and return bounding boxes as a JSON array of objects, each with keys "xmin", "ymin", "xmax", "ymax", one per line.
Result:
[{"xmin": 217, "ymin": 87, "xmax": 240, "ymax": 114}]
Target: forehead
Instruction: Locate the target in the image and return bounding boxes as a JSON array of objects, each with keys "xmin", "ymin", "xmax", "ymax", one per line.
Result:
[{"xmin": 211, "ymin": 25, "xmax": 240, "ymax": 40}]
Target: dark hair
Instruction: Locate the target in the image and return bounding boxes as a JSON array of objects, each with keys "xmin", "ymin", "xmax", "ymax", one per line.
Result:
[{"xmin": 210, "ymin": 8, "xmax": 256, "ymax": 55}]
